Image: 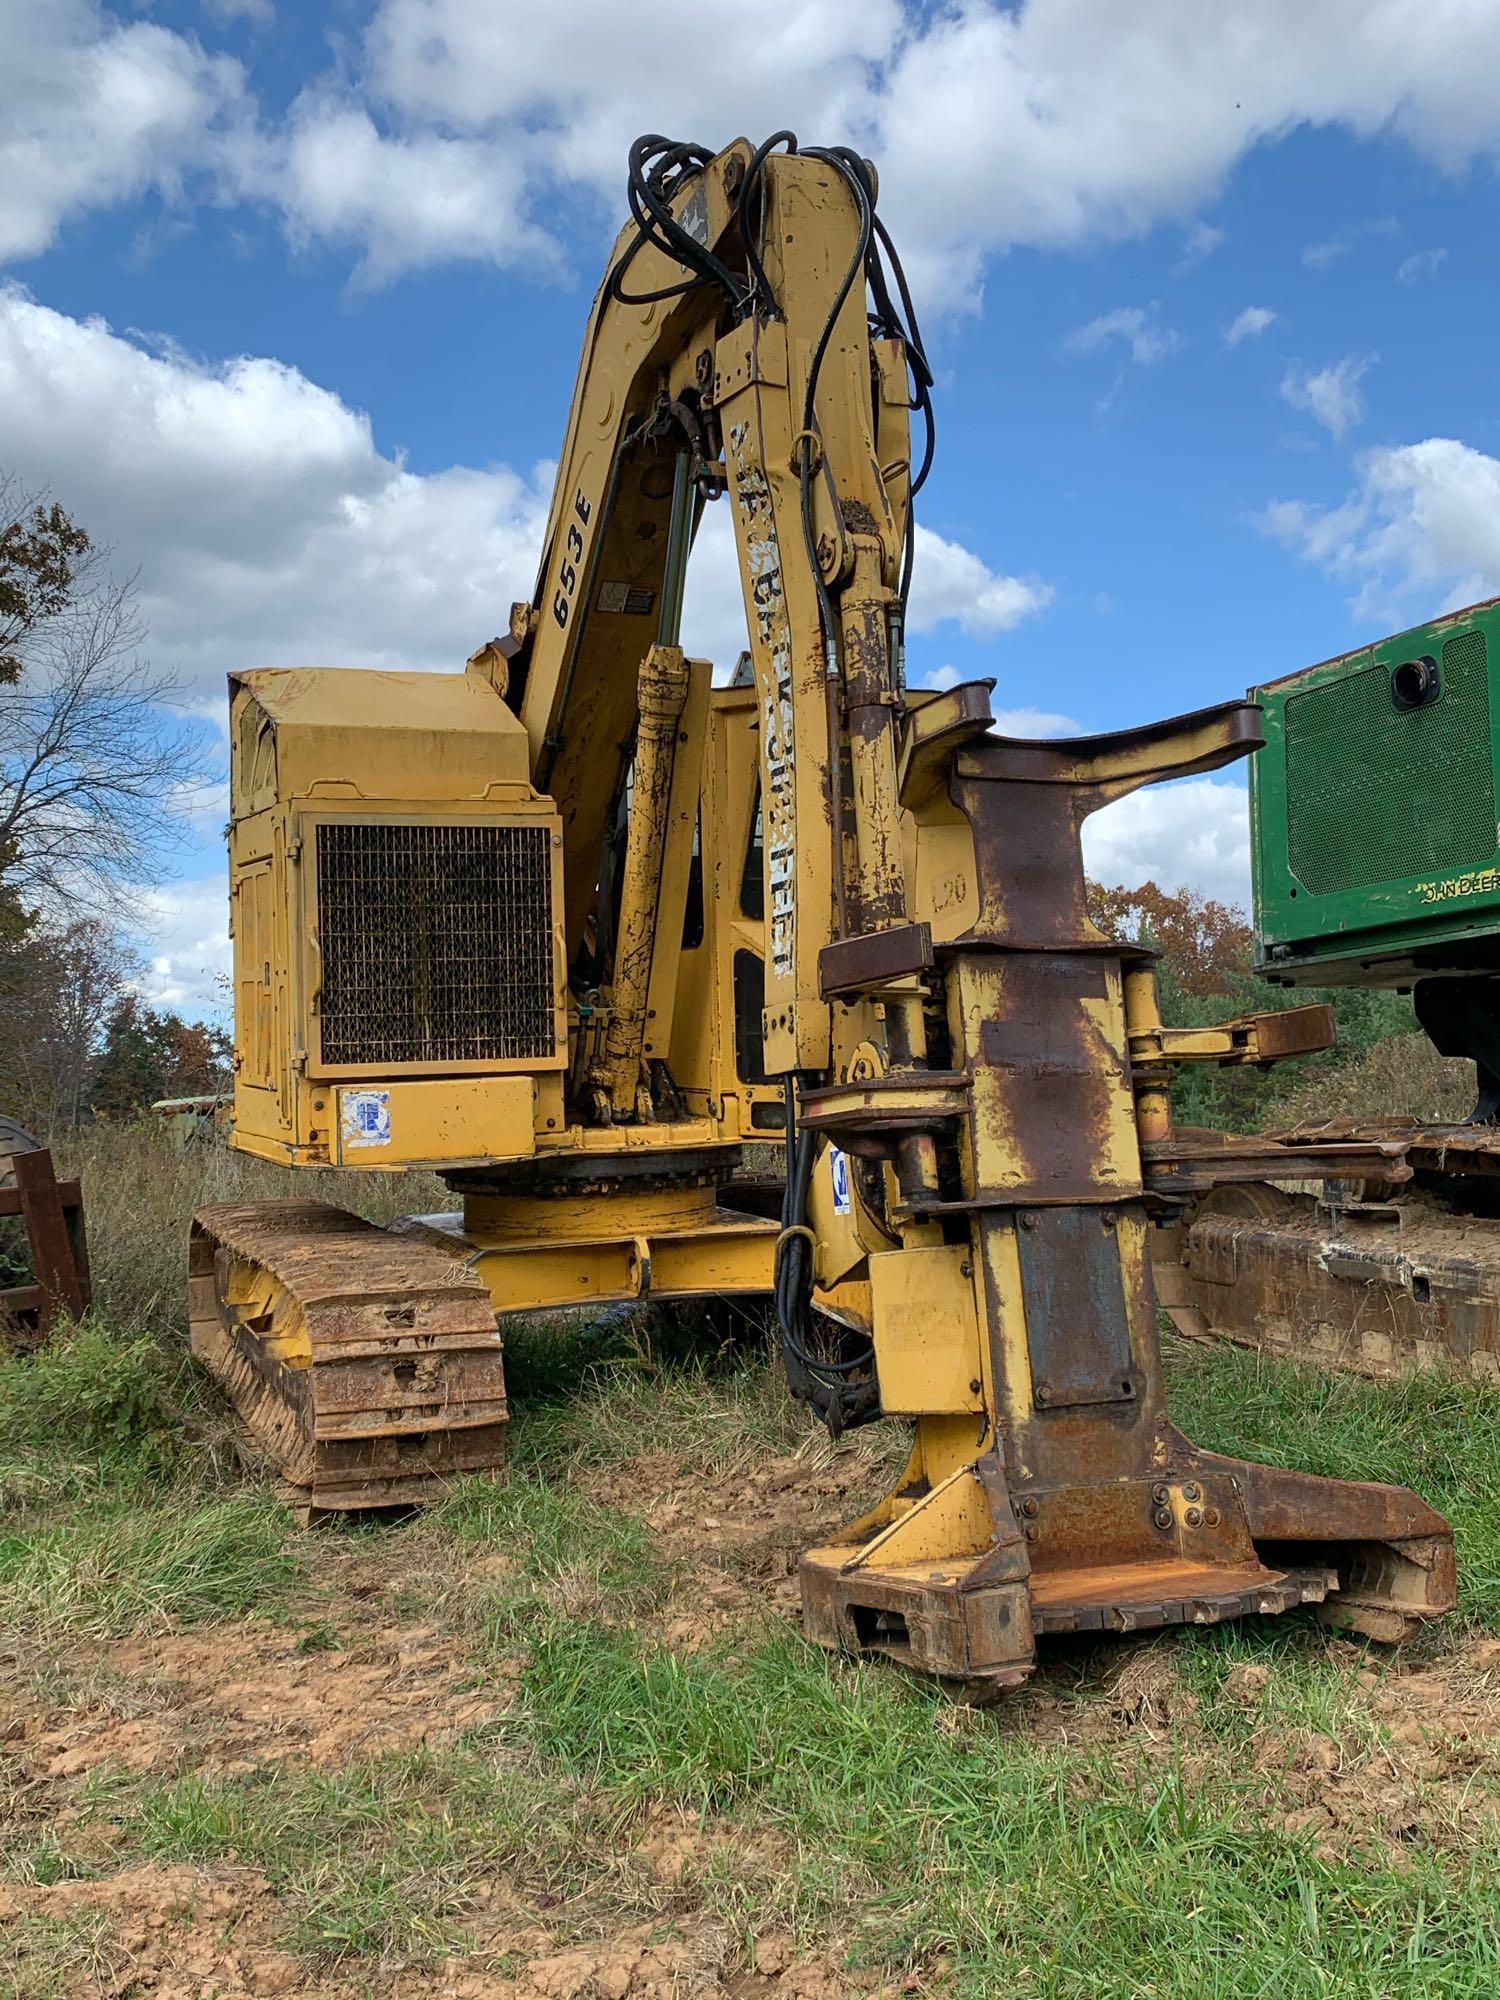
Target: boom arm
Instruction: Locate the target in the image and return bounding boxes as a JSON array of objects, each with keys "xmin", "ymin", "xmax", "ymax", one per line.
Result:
[{"xmin": 502, "ymin": 138, "xmax": 924, "ymax": 1078}]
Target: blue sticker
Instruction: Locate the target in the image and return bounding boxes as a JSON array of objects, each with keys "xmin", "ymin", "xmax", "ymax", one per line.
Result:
[
  {"xmin": 342, "ymin": 1089, "xmax": 392, "ymax": 1149},
  {"xmin": 830, "ymin": 1144, "xmax": 851, "ymax": 1216}
]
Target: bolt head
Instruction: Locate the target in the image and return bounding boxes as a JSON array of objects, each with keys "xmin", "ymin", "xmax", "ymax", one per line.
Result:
[
  {"xmin": 1033, "ymin": 1382, "xmax": 1050, "ymax": 1406},
  {"xmin": 1182, "ymin": 1482, "xmax": 1201, "ymax": 1502},
  {"xmin": 1185, "ymin": 1506, "xmax": 1203, "ymax": 1527},
  {"xmin": 1020, "ymin": 1497, "xmax": 1039, "ymax": 1518},
  {"xmin": 1153, "ymin": 1507, "xmax": 1174, "ymax": 1531}
]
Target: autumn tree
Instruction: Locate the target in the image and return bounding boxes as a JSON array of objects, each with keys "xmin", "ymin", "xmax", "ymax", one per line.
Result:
[
  {"xmin": 0, "ymin": 491, "xmax": 91, "ymax": 687},
  {"xmin": 1086, "ymin": 879, "xmax": 1255, "ymax": 996},
  {"xmin": 0, "ymin": 472, "xmax": 208, "ymax": 917},
  {"xmin": 0, "ymin": 921, "xmax": 228, "ymax": 1134},
  {"xmin": 0, "ymin": 472, "xmax": 224, "ymax": 1129},
  {"xmin": 0, "ymin": 918, "xmax": 137, "ymax": 1134}
]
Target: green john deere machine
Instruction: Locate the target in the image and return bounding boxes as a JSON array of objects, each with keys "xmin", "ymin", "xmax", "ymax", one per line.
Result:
[{"xmin": 1161, "ymin": 595, "xmax": 1500, "ymax": 1380}]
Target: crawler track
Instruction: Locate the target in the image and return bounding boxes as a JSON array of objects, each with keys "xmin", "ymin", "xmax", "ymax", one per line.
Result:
[{"xmin": 189, "ymin": 1200, "xmax": 506, "ymax": 1518}]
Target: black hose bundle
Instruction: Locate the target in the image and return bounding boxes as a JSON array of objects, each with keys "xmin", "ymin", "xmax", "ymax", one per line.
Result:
[
  {"xmin": 776, "ymin": 1083, "xmax": 881, "ymax": 1436},
  {"xmin": 738, "ymin": 137, "xmax": 936, "ymax": 616},
  {"xmin": 610, "ymin": 131, "xmax": 935, "ymax": 560},
  {"xmin": 608, "ymin": 135, "xmax": 749, "ymax": 310}
]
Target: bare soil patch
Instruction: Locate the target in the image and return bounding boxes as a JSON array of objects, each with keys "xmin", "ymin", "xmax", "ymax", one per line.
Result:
[
  {"xmin": 5, "ymin": 1610, "xmax": 504, "ymax": 1788},
  {"xmin": 576, "ymin": 1443, "xmax": 893, "ymax": 1644}
]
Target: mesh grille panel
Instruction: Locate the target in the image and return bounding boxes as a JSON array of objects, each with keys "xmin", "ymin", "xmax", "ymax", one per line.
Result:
[
  {"xmin": 1285, "ymin": 630, "xmax": 1495, "ymax": 895},
  {"xmin": 316, "ymin": 821, "xmax": 554, "ymax": 1067}
]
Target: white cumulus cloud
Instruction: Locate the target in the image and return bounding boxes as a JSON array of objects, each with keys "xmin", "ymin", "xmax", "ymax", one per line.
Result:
[
  {"xmin": 1301, "ymin": 217, "xmax": 1399, "ymax": 269},
  {"xmin": 0, "ymin": 0, "xmax": 247, "ymax": 264},
  {"xmin": 1281, "ymin": 354, "xmax": 1375, "ymax": 438},
  {"xmin": 202, "ymin": 0, "xmax": 274, "ymax": 23},
  {"xmin": 0, "ymin": 287, "xmax": 1049, "ymax": 716},
  {"xmin": 1065, "ymin": 305, "xmax": 1180, "ymax": 367},
  {"xmin": 13, "ymin": 3, "xmax": 1500, "ymax": 304},
  {"xmin": 252, "ymin": 93, "xmax": 566, "ymax": 286},
  {"xmin": 1224, "ymin": 305, "xmax": 1276, "ymax": 345},
  {"xmin": 1261, "ymin": 436, "xmax": 1500, "ymax": 618},
  {"xmin": 679, "ymin": 502, "xmax": 1050, "ymax": 674},
  {"xmin": 908, "ymin": 525, "xmax": 1053, "ymax": 637},
  {"xmin": 1083, "ymin": 776, "xmax": 1252, "ymax": 910},
  {"xmin": 1173, "ymin": 222, "xmax": 1226, "ymax": 273},
  {"xmin": 992, "ymin": 704, "xmax": 1080, "ymax": 735},
  {"xmin": 0, "ymin": 284, "xmax": 553, "ymax": 702},
  {"xmin": 134, "ymin": 872, "xmax": 233, "ymax": 1019},
  {"xmin": 1397, "ymin": 246, "xmax": 1447, "ymax": 284}
]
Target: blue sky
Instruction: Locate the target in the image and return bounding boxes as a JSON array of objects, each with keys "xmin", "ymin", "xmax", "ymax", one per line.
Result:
[{"xmin": 4, "ymin": 0, "xmax": 1500, "ymax": 1015}]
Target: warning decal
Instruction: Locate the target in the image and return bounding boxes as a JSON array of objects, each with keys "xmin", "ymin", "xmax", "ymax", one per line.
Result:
[{"xmin": 596, "ymin": 580, "xmax": 657, "ymax": 616}]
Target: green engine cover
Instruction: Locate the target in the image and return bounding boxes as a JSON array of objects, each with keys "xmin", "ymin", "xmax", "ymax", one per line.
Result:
[{"xmin": 1252, "ymin": 597, "xmax": 1500, "ymax": 986}]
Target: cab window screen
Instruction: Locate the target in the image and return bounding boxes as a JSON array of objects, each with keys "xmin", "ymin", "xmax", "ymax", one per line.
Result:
[
  {"xmin": 682, "ymin": 812, "xmax": 704, "ymax": 948},
  {"xmin": 733, "ymin": 949, "xmax": 768, "ymax": 1083},
  {"xmin": 739, "ymin": 786, "xmax": 764, "ymax": 920}
]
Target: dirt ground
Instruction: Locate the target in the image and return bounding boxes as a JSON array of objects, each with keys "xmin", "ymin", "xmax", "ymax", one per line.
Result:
[
  {"xmin": 0, "ymin": 1444, "xmax": 915, "ymax": 2000},
  {"xmin": 5, "ymin": 1425, "xmax": 1500, "ymax": 1999}
]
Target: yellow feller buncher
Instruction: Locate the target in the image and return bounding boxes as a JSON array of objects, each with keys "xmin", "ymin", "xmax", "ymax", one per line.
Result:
[{"xmin": 192, "ymin": 134, "xmax": 1455, "ymax": 1694}]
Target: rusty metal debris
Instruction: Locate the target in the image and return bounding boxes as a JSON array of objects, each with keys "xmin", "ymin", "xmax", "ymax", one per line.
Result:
[
  {"xmin": 1161, "ymin": 1117, "xmax": 1500, "ymax": 1385},
  {"xmin": 0, "ymin": 1127, "xmax": 90, "ymax": 1347}
]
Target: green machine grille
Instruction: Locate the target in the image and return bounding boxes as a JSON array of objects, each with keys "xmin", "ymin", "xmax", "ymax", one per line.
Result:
[
  {"xmin": 1284, "ymin": 630, "xmax": 1494, "ymax": 895},
  {"xmin": 1252, "ymin": 599, "xmax": 1500, "ymax": 984}
]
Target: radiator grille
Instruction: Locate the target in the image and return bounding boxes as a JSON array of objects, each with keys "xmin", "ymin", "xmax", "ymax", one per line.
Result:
[
  {"xmin": 1285, "ymin": 629, "xmax": 1495, "ymax": 895},
  {"xmin": 316, "ymin": 821, "xmax": 554, "ymax": 1068}
]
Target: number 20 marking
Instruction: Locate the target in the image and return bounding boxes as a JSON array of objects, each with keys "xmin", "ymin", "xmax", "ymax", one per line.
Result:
[{"xmin": 552, "ymin": 489, "xmax": 592, "ymax": 628}]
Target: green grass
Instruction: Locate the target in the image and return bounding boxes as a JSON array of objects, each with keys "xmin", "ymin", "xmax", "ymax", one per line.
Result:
[
  {"xmin": 520, "ymin": 1618, "xmax": 1500, "ymax": 2000},
  {"xmin": 507, "ymin": 1333, "xmax": 904, "ymax": 1487},
  {"xmin": 56, "ymin": 1529, "xmax": 1500, "ymax": 1999},
  {"xmin": 0, "ymin": 1492, "xmax": 302, "ymax": 1638},
  {"xmin": 0, "ymin": 1317, "xmax": 230, "ymax": 1501},
  {"xmin": 0, "ymin": 1307, "xmax": 304, "ymax": 1641},
  {"xmin": 412, "ymin": 1469, "xmax": 680, "ymax": 1641},
  {"xmin": 0, "ymin": 1911, "xmax": 128, "ymax": 2000},
  {"xmin": 93, "ymin": 1746, "xmax": 608, "ymax": 1963}
]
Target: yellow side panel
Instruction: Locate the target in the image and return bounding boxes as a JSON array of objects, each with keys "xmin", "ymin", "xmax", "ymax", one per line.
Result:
[
  {"xmin": 869, "ymin": 1244, "xmax": 984, "ymax": 1417},
  {"xmin": 330, "ymin": 1076, "xmax": 535, "ymax": 1168},
  {"xmin": 236, "ymin": 857, "xmax": 273, "ymax": 1089}
]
